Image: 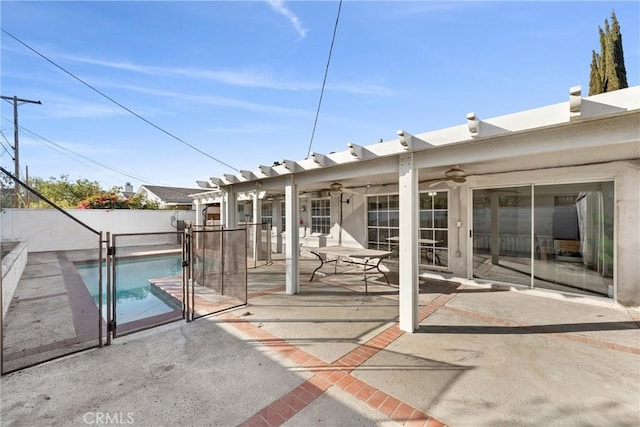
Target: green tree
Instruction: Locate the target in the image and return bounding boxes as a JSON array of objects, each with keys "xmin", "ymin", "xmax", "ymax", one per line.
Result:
[
  {"xmin": 14, "ymin": 174, "xmax": 160, "ymax": 210},
  {"xmin": 31, "ymin": 175, "xmax": 102, "ymax": 208},
  {"xmin": 127, "ymin": 193, "xmax": 160, "ymax": 210},
  {"xmin": 589, "ymin": 11, "xmax": 628, "ymax": 95},
  {"xmin": 0, "ymin": 172, "xmax": 14, "ymax": 208},
  {"xmin": 77, "ymin": 192, "xmax": 160, "ymax": 210}
]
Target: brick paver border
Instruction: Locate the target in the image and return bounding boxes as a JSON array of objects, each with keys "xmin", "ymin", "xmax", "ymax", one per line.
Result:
[
  {"xmin": 218, "ymin": 273, "xmax": 639, "ymax": 426},
  {"xmin": 226, "ymin": 280, "xmax": 458, "ymax": 427}
]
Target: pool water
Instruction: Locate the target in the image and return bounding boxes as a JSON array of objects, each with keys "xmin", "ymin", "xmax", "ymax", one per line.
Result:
[{"xmin": 76, "ymin": 254, "xmax": 182, "ymax": 324}]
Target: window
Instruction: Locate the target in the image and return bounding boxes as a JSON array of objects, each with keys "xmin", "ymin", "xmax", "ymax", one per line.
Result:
[
  {"xmin": 281, "ymin": 201, "xmax": 286, "ymax": 232},
  {"xmin": 237, "ymin": 201, "xmax": 252, "ymax": 224},
  {"xmin": 367, "ymin": 195, "xmax": 399, "ymax": 260},
  {"xmin": 366, "ymin": 192, "xmax": 449, "ymax": 267},
  {"xmin": 311, "ymin": 199, "xmax": 331, "ymax": 234},
  {"xmin": 419, "ymin": 191, "xmax": 449, "ymax": 268},
  {"xmin": 261, "ymin": 202, "xmax": 272, "ymax": 225}
]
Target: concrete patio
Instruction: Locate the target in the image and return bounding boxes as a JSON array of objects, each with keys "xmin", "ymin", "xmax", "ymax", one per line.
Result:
[{"xmin": 1, "ymin": 257, "xmax": 639, "ymax": 426}]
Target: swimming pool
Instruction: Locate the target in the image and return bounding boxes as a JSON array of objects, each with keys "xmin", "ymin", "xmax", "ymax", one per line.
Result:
[{"xmin": 76, "ymin": 254, "xmax": 182, "ymax": 325}]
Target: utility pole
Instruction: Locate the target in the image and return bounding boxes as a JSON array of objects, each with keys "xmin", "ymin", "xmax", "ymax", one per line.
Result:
[{"xmin": 1, "ymin": 95, "xmax": 41, "ymax": 207}]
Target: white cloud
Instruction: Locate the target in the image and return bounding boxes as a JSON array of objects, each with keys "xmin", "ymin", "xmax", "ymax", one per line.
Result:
[
  {"xmin": 62, "ymin": 54, "xmax": 314, "ymax": 90},
  {"xmin": 114, "ymin": 84, "xmax": 312, "ymax": 117},
  {"xmin": 265, "ymin": 0, "xmax": 308, "ymax": 40}
]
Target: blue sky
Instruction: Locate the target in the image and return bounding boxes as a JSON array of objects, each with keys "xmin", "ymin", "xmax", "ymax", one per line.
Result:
[{"xmin": 1, "ymin": 1, "xmax": 638, "ymax": 191}]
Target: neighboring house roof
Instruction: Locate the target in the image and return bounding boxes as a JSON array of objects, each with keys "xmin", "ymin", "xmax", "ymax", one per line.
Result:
[{"xmin": 139, "ymin": 185, "xmax": 203, "ymax": 204}]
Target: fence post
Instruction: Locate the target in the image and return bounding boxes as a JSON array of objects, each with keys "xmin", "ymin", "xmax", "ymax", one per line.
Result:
[
  {"xmin": 98, "ymin": 232, "xmax": 103, "ymax": 347},
  {"xmin": 105, "ymin": 232, "xmax": 112, "ymax": 345},
  {"xmin": 183, "ymin": 224, "xmax": 192, "ymax": 322},
  {"xmin": 266, "ymin": 223, "xmax": 272, "ymax": 264}
]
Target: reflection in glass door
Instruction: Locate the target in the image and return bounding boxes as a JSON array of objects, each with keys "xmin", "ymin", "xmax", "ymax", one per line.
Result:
[
  {"xmin": 472, "ymin": 182, "xmax": 615, "ymax": 298},
  {"xmin": 533, "ymin": 182, "xmax": 614, "ymax": 297},
  {"xmin": 472, "ymin": 186, "xmax": 532, "ymax": 287}
]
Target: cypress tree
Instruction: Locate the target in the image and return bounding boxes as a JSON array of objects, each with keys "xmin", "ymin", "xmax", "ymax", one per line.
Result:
[
  {"xmin": 608, "ymin": 11, "xmax": 628, "ymax": 90},
  {"xmin": 589, "ymin": 51, "xmax": 604, "ymax": 95},
  {"xmin": 588, "ymin": 11, "xmax": 628, "ymax": 95}
]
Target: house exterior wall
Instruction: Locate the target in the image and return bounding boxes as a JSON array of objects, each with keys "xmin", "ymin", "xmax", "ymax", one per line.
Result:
[
  {"xmin": 289, "ymin": 158, "xmax": 639, "ymax": 307},
  {"xmin": 140, "ymin": 188, "xmax": 163, "ymax": 206},
  {"xmin": 455, "ymin": 160, "xmax": 639, "ymax": 306},
  {"xmin": 296, "ymin": 193, "xmax": 363, "ymax": 248}
]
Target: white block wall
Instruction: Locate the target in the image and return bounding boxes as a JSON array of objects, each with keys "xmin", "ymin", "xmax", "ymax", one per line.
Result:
[{"xmin": 1, "ymin": 209, "xmax": 196, "ymax": 252}]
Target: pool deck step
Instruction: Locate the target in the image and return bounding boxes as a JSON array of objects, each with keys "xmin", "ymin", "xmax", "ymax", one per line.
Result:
[{"xmin": 150, "ymin": 276, "xmax": 245, "ymax": 317}]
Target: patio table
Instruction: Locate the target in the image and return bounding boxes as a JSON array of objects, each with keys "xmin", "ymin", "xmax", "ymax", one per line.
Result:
[
  {"xmin": 302, "ymin": 246, "xmax": 392, "ymax": 295},
  {"xmin": 386, "ymin": 236, "xmax": 442, "ymax": 265}
]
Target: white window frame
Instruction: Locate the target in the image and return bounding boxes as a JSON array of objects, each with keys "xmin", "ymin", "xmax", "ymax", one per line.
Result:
[
  {"xmin": 419, "ymin": 190, "xmax": 449, "ymax": 269},
  {"xmin": 261, "ymin": 201, "xmax": 272, "ymax": 225},
  {"xmin": 366, "ymin": 193, "xmax": 400, "ymax": 261},
  {"xmin": 310, "ymin": 198, "xmax": 331, "ymax": 235}
]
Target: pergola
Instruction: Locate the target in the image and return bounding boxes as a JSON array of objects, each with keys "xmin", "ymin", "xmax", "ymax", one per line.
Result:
[{"xmin": 191, "ymin": 86, "xmax": 640, "ymax": 331}]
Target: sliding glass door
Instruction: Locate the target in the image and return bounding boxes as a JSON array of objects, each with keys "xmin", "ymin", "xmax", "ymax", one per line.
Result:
[
  {"xmin": 472, "ymin": 186, "xmax": 532, "ymax": 286},
  {"xmin": 532, "ymin": 182, "xmax": 614, "ymax": 297},
  {"xmin": 472, "ymin": 182, "xmax": 614, "ymax": 297}
]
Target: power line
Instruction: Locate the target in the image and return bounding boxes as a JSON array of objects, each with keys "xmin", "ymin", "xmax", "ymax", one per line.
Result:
[
  {"xmin": 1, "ymin": 95, "xmax": 41, "ymax": 207},
  {"xmin": 0, "ymin": 129, "xmax": 14, "ymax": 159},
  {"xmin": 305, "ymin": 0, "xmax": 343, "ymax": 159},
  {"xmin": 8, "ymin": 119, "xmax": 166, "ymax": 185},
  {"xmin": 1, "ymin": 115, "xmax": 164, "ymax": 184},
  {"xmin": 1, "ymin": 28, "xmax": 240, "ymax": 172}
]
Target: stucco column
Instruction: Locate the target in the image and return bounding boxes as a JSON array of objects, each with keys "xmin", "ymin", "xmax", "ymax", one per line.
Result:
[
  {"xmin": 219, "ymin": 193, "xmax": 226, "ymax": 227},
  {"xmin": 194, "ymin": 199, "xmax": 202, "ymax": 226},
  {"xmin": 398, "ymin": 152, "xmax": 419, "ymax": 332},
  {"xmin": 225, "ymin": 186, "xmax": 237, "ymax": 229},
  {"xmin": 284, "ymin": 176, "xmax": 300, "ymax": 294}
]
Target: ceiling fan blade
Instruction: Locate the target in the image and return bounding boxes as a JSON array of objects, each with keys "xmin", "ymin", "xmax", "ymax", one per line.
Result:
[{"xmin": 428, "ymin": 179, "xmax": 446, "ymax": 188}]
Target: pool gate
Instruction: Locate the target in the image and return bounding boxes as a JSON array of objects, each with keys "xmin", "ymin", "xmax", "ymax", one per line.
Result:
[
  {"xmin": 1, "ymin": 167, "xmax": 104, "ymax": 374},
  {"xmin": 187, "ymin": 226, "xmax": 248, "ymax": 320},
  {"xmin": 0, "ymin": 167, "xmax": 251, "ymax": 374},
  {"xmin": 108, "ymin": 232, "xmax": 186, "ymax": 338}
]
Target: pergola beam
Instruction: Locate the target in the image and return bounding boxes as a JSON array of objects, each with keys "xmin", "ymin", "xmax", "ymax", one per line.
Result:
[{"xmin": 397, "ymin": 130, "xmax": 433, "ymax": 150}]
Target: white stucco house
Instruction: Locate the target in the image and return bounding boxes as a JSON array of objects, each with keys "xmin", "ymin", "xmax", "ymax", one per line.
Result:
[
  {"xmin": 192, "ymin": 86, "xmax": 640, "ymax": 332},
  {"xmin": 137, "ymin": 185, "xmax": 202, "ymax": 210}
]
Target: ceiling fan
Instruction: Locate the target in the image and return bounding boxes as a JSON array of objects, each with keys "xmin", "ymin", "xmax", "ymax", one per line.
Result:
[
  {"xmin": 330, "ymin": 182, "xmax": 357, "ymax": 195},
  {"xmin": 315, "ymin": 182, "xmax": 357, "ymax": 197},
  {"xmin": 428, "ymin": 166, "xmax": 467, "ymax": 188}
]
